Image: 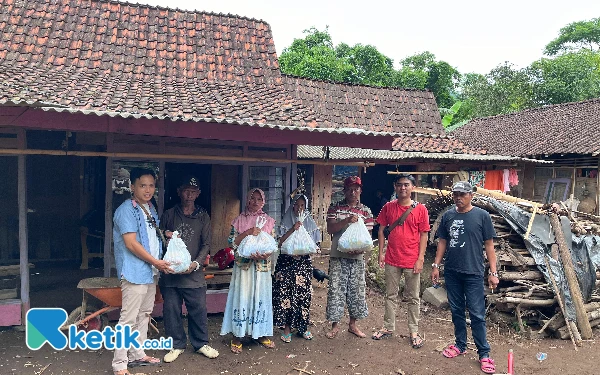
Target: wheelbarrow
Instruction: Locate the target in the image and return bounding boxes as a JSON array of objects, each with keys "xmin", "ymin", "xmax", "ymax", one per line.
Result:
[
  {"xmin": 61, "ymin": 277, "xmax": 163, "ymax": 332},
  {"xmin": 63, "ymin": 271, "xmax": 215, "ymax": 332}
]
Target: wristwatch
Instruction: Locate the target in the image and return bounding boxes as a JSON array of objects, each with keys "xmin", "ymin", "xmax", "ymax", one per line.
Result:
[
  {"xmin": 489, "ymin": 271, "xmax": 499, "ymax": 277},
  {"xmin": 431, "ymin": 263, "xmax": 440, "ymax": 269},
  {"xmin": 193, "ymin": 261, "xmax": 201, "ymax": 272}
]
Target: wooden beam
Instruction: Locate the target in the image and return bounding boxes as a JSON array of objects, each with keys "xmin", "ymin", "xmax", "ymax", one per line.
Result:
[
  {"xmin": 549, "ymin": 212, "xmax": 593, "ymax": 339},
  {"xmin": 103, "ymin": 134, "xmax": 114, "ymax": 278},
  {"xmin": 387, "ymin": 171, "xmax": 458, "ymax": 175},
  {"xmin": 0, "ymin": 148, "xmax": 372, "ymax": 167},
  {"xmin": 18, "ymin": 154, "xmax": 29, "ymax": 322}
]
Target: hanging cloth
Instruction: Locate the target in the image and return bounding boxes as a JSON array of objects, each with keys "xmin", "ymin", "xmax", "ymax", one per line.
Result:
[
  {"xmin": 484, "ymin": 170, "xmax": 504, "ymax": 191},
  {"xmin": 468, "ymin": 171, "xmax": 486, "ymax": 187},
  {"xmin": 508, "ymin": 169, "xmax": 519, "ymax": 187},
  {"xmin": 502, "ymin": 169, "xmax": 510, "ymax": 193}
]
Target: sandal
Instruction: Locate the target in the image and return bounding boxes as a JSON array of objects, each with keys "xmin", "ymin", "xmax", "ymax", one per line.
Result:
[
  {"xmin": 372, "ymin": 329, "xmax": 393, "ymax": 340},
  {"xmin": 280, "ymin": 333, "xmax": 292, "ymax": 343},
  {"xmin": 410, "ymin": 334, "xmax": 424, "ymax": 349},
  {"xmin": 442, "ymin": 344, "xmax": 466, "ymax": 358},
  {"xmin": 128, "ymin": 356, "xmax": 160, "ymax": 367},
  {"xmin": 255, "ymin": 337, "xmax": 276, "ymax": 349},
  {"xmin": 301, "ymin": 331, "xmax": 313, "ymax": 340},
  {"xmin": 113, "ymin": 371, "xmax": 131, "ymax": 375},
  {"xmin": 230, "ymin": 340, "xmax": 242, "ymax": 354},
  {"xmin": 480, "ymin": 358, "xmax": 496, "ymax": 374}
]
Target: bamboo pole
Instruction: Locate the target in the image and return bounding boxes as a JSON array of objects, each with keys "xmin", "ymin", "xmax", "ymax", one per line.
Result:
[
  {"xmin": 387, "ymin": 171, "xmax": 459, "ymax": 175},
  {"xmin": 473, "ymin": 186, "xmax": 539, "ymax": 207},
  {"xmin": 549, "ymin": 212, "xmax": 593, "ymax": 339},
  {"xmin": 544, "ymin": 255, "xmax": 579, "ymax": 349}
]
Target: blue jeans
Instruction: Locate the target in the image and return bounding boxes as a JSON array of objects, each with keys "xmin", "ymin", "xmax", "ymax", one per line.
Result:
[{"xmin": 444, "ymin": 269, "xmax": 490, "ymax": 359}]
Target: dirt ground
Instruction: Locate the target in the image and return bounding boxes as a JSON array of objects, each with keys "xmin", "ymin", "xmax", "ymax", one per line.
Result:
[{"xmin": 1, "ymin": 257, "xmax": 599, "ymax": 375}]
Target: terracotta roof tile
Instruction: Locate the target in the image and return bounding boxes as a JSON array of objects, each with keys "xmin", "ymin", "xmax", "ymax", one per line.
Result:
[
  {"xmin": 0, "ymin": 0, "xmax": 336, "ymax": 128},
  {"xmin": 453, "ymin": 99, "xmax": 600, "ymax": 157},
  {"xmin": 282, "ymin": 75, "xmax": 444, "ymax": 135},
  {"xmin": 391, "ymin": 134, "xmax": 486, "ymax": 155}
]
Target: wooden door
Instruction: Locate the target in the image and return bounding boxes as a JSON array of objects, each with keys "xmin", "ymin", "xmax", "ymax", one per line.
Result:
[{"xmin": 210, "ymin": 165, "xmax": 241, "ymax": 252}]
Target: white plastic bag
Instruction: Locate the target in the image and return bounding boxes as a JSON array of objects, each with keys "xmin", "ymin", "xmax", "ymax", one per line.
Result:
[
  {"xmin": 281, "ymin": 211, "xmax": 318, "ymax": 256},
  {"xmin": 338, "ymin": 217, "xmax": 373, "ymax": 253},
  {"xmin": 237, "ymin": 216, "xmax": 278, "ymax": 258},
  {"xmin": 164, "ymin": 231, "xmax": 192, "ymax": 273}
]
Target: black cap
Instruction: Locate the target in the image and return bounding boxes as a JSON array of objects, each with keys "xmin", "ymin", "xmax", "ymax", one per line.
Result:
[
  {"xmin": 180, "ymin": 175, "xmax": 200, "ymax": 189},
  {"xmin": 451, "ymin": 181, "xmax": 473, "ymax": 193}
]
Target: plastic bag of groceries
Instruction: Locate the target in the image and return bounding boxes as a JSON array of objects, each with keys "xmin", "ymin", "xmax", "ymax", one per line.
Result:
[
  {"xmin": 338, "ymin": 216, "xmax": 373, "ymax": 253},
  {"xmin": 237, "ymin": 216, "xmax": 278, "ymax": 258},
  {"xmin": 164, "ymin": 231, "xmax": 192, "ymax": 273},
  {"xmin": 281, "ymin": 211, "xmax": 318, "ymax": 256}
]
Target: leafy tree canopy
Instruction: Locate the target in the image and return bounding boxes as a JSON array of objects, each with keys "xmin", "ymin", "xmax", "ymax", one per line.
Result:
[{"xmin": 544, "ymin": 17, "xmax": 600, "ymax": 55}]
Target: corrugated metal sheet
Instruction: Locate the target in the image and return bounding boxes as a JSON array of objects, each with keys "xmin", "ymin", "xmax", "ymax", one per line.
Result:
[{"xmin": 297, "ymin": 145, "xmax": 552, "ymax": 163}]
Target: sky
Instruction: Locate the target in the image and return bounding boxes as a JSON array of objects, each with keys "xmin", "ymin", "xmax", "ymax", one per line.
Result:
[{"xmin": 133, "ymin": 0, "xmax": 600, "ymax": 74}]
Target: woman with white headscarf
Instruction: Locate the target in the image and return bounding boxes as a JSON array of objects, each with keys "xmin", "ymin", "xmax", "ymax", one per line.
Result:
[
  {"xmin": 220, "ymin": 188, "xmax": 277, "ymax": 353},
  {"xmin": 273, "ymin": 195, "xmax": 321, "ymax": 342}
]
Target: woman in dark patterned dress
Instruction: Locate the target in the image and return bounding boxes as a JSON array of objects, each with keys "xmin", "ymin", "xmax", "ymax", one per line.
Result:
[{"xmin": 273, "ymin": 195, "xmax": 321, "ymax": 342}]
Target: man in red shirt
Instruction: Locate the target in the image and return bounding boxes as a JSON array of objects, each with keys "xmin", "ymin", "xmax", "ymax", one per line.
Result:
[{"xmin": 372, "ymin": 174, "xmax": 430, "ymax": 349}]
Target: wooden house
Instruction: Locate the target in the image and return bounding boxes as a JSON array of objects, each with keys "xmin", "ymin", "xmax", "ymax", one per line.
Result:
[{"xmin": 453, "ymin": 99, "xmax": 600, "ymax": 213}]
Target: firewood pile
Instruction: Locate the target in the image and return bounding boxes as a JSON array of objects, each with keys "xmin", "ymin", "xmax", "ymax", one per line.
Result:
[{"xmin": 423, "ymin": 188, "xmax": 600, "ymax": 345}]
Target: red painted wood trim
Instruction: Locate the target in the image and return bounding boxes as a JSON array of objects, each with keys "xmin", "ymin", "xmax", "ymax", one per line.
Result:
[{"xmin": 0, "ymin": 107, "xmax": 394, "ymax": 150}]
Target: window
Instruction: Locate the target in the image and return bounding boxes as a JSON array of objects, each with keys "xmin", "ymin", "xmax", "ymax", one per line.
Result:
[{"xmin": 248, "ymin": 166, "xmax": 285, "ymax": 223}]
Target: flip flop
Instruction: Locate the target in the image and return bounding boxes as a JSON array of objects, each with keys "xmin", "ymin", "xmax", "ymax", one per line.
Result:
[
  {"xmin": 480, "ymin": 358, "xmax": 496, "ymax": 374},
  {"xmin": 255, "ymin": 338, "xmax": 276, "ymax": 349},
  {"xmin": 128, "ymin": 356, "xmax": 160, "ymax": 367},
  {"xmin": 230, "ymin": 340, "xmax": 242, "ymax": 354},
  {"xmin": 372, "ymin": 329, "xmax": 393, "ymax": 340},
  {"xmin": 442, "ymin": 344, "xmax": 466, "ymax": 358},
  {"xmin": 410, "ymin": 334, "xmax": 424, "ymax": 349},
  {"xmin": 301, "ymin": 331, "xmax": 313, "ymax": 340},
  {"xmin": 280, "ymin": 333, "xmax": 292, "ymax": 343}
]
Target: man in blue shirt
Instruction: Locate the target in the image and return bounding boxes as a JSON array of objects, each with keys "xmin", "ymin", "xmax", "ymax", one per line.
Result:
[
  {"xmin": 112, "ymin": 168, "xmax": 173, "ymax": 375},
  {"xmin": 431, "ymin": 181, "xmax": 499, "ymax": 374}
]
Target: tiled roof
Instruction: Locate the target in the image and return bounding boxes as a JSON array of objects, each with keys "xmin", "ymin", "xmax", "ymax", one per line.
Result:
[
  {"xmin": 391, "ymin": 134, "xmax": 487, "ymax": 154},
  {"xmin": 297, "ymin": 145, "xmax": 547, "ymax": 163},
  {"xmin": 453, "ymin": 99, "xmax": 600, "ymax": 157},
  {"xmin": 282, "ymin": 75, "xmax": 444, "ymax": 135},
  {"xmin": 0, "ymin": 0, "xmax": 331, "ymax": 128}
]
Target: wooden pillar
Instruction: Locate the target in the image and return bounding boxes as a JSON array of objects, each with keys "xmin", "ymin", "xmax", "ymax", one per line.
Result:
[
  {"xmin": 17, "ymin": 129, "xmax": 29, "ymax": 321},
  {"xmin": 103, "ymin": 134, "xmax": 114, "ymax": 278},
  {"xmin": 158, "ymin": 160, "xmax": 165, "ymax": 216},
  {"xmin": 312, "ymin": 165, "xmax": 333, "ymax": 248},
  {"xmin": 549, "ymin": 212, "xmax": 593, "ymax": 339},
  {"xmin": 596, "ymin": 157, "xmax": 599, "ymax": 215}
]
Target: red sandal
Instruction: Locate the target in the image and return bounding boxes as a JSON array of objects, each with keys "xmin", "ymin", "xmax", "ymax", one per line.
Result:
[
  {"xmin": 442, "ymin": 344, "xmax": 466, "ymax": 358},
  {"xmin": 480, "ymin": 358, "xmax": 495, "ymax": 374}
]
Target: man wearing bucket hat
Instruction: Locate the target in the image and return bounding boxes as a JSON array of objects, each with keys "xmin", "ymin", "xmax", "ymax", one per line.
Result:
[
  {"xmin": 325, "ymin": 176, "xmax": 374, "ymax": 339},
  {"xmin": 159, "ymin": 176, "xmax": 219, "ymax": 362},
  {"xmin": 431, "ymin": 181, "xmax": 499, "ymax": 374}
]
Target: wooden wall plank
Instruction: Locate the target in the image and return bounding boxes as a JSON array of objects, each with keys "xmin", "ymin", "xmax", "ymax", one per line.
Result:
[{"xmin": 311, "ymin": 165, "xmax": 333, "ymax": 248}]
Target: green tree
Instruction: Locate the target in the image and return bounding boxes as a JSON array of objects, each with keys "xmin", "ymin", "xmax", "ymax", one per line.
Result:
[
  {"xmin": 279, "ymin": 27, "xmax": 395, "ymax": 86},
  {"xmin": 400, "ymin": 52, "xmax": 461, "ymax": 109},
  {"xmin": 460, "ymin": 63, "xmax": 534, "ymax": 118},
  {"xmin": 544, "ymin": 17, "xmax": 600, "ymax": 55},
  {"xmin": 528, "ymin": 50, "xmax": 600, "ymax": 105}
]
